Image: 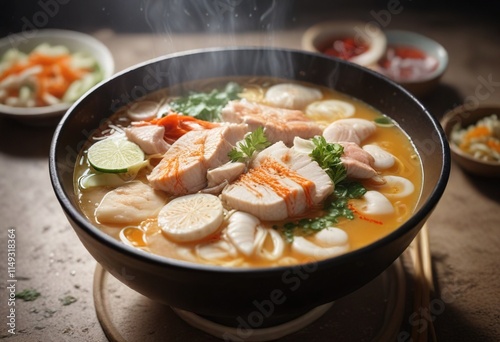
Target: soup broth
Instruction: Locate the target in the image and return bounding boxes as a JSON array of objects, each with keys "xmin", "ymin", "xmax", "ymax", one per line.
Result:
[{"xmin": 74, "ymin": 77, "xmax": 422, "ymax": 267}]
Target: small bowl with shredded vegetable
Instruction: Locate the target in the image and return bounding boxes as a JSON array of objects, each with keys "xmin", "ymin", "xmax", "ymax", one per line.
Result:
[
  {"xmin": 442, "ymin": 105, "xmax": 500, "ymax": 177},
  {"xmin": 0, "ymin": 29, "xmax": 114, "ymax": 124}
]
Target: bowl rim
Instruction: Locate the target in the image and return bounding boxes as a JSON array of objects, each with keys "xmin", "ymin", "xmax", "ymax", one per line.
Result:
[
  {"xmin": 442, "ymin": 104, "xmax": 500, "ymax": 167},
  {"xmin": 381, "ymin": 29, "xmax": 449, "ymax": 84},
  {"xmin": 49, "ymin": 46, "xmax": 450, "ymax": 274},
  {"xmin": 0, "ymin": 28, "xmax": 115, "ymax": 118}
]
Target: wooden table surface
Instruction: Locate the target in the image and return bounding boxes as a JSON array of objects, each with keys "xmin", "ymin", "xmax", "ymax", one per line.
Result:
[{"xmin": 1, "ymin": 6, "xmax": 499, "ymax": 342}]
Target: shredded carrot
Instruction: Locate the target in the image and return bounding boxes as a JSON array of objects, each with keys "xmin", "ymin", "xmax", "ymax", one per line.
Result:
[
  {"xmin": 487, "ymin": 139, "xmax": 500, "ymax": 153},
  {"xmin": 0, "ymin": 51, "xmax": 91, "ymax": 106},
  {"xmin": 147, "ymin": 114, "xmax": 219, "ymax": 144},
  {"xmin": 464, "ymin": 126, "xmax": 490, "ymax": 140},
  {"xmin": 348, "ymin": 203, "xmax": 383, "ymax": 225}
]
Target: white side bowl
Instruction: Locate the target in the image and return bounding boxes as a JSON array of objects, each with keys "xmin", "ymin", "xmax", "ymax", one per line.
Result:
[
  {"xmin": 0, "ymin": 29, "xmax": 114, "ymax": 125},
  {"xmin": 301, "ymin": 21, "xmax": 387, "ymax": 69},
  {"xmin": 375, "ymin": 30, "xmax": 448, "ymax": 97}
]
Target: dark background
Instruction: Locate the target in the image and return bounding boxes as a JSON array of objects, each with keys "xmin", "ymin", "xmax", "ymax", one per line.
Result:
[{"xmin": 2, "ymin": 0, "xmax": 499, "ymax": 36}]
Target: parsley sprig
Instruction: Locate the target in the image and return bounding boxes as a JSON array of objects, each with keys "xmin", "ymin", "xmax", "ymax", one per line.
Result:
[
  {"xmin": 310, "ymin": 136, "xmax": 347, "ymax": 185},
  {"xmin": 228, "ymin": 127, "xmax": 271, "ymax": 163}
]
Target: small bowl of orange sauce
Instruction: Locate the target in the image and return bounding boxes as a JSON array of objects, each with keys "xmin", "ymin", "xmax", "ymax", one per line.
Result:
[
  {"xmin": 375, "ymin": 30, "xmax": 448, "ymax": 97},
  {"xmin": 301, "ymin": 21, "xmax": 387, "ymax": 69}
]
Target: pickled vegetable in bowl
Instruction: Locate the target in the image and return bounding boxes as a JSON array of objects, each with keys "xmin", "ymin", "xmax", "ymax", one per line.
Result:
[
  {"xmin": 450, "ymin": 114, "xmax": 500, "ymax": 163},
  {"xmin": 0, "ymin": 29, "xmax": 114, "ymax": 124},
  {"xmin": 0, "ymin": 43, "xmax": 103, "ymax": 108}
]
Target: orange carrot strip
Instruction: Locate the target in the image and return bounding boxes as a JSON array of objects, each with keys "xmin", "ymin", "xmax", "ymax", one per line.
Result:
[{"xmin": 148, "ymin": 114, "xmax": 219, "ymax": 144}]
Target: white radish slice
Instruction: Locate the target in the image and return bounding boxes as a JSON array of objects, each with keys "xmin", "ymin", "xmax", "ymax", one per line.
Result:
[
  {"xmin": 306, "ymin": 100, "xmax": 355, "ymax": 121},
  {"xmin": 158, "ymin": 194, "xmax": 223, "ymax": 242},
  {"xmin": 362, "ymin": 144, "xmax": 396, "ymax": 170},
  {"xmin": 254, "ymin": 227, "xmax": 285, "ymax": 261},
  {"xmin": 227, "ymin": 211, "xmax": 260, "ymax": 256},
  {"xmin": 265, "ymin": 83, "xmax": 322, "ymax": 110},
  {"xmin": 355, "ymin": 190, "xmax": 394, "ymax": 215},
  {"xmin": 292, "ymin": 227, "xmax": 349, "ymax": 259},
  {"xmin": 371, "ymin": 175, "xmax": 415, "ymax": 199},
  {"xmin": 127, "ymin": 101, "xmax": 159, "ymax": 121}
]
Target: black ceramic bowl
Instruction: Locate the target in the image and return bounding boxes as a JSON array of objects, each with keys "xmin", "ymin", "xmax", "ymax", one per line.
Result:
[{"xmin": 49, "ymin": 47, "xmax": 450, "ymax": 327}]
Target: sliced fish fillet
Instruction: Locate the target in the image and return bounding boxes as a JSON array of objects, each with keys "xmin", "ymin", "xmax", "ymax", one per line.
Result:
[
  {"xmin": 221, "ymin": 141, "xmax": 333, "ymax": 221},
  {"xmin": 95, "ymin": 181, "xmax": 167, "ymax": 225},
  {"xmin": 147, "ymin": 124, "xmax": 248, "ymax": 195},
  {"xmin": 221, "ymin": 99, "xmax": 322, "ymax": 146},
  {"xmin": 340, "ymin": 141, "xmax": 378, "ymax": 179},
  {"xmin": 125, "ymin": 124, "xmax": 170, "ymax": 155},
  {"xmin": 323, "ymin": 118, "xmax": 376, "ymax": 145}
]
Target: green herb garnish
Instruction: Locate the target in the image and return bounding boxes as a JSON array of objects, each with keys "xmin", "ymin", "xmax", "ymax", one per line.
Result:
[
  {"xmin": 16, "ymin": 288, "xmax": 41, "ymax": 301},
  {"xmin": 310, "ymin": 136, "xmax": 347, "ymax": 185},
  {"xmin": 374, "ymin": 116, "xmax": 394, "ymax": 127},
  {"xmin": 170, "ymin": 82, "xmax": 241, "ymax": 122},
  {"xmin": 274, "ymin": 181, "xmax": 366, "ymax": 243},
  {"xmin": 228, "ymin": 127, "xmax": 271, "ymax": 163}
]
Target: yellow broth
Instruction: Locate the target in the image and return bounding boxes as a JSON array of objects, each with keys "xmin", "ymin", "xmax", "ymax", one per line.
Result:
[{"xmin": 74, "ymin": 77, "xmax": 422, "ymax": 267}]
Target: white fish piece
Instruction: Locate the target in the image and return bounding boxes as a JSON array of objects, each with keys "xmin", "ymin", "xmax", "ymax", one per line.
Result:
[
  {"xmin": 371, "ymin": 175, "xmax": 415, "ymax": 199},
  {"xmin": 207, "ymin": 162, "xmax": 246, "ymax": 188},
  {"xmin": 354, "ymin": 190, "xmax": 394, "ymax": 215},
  {"xmin": 254, "ymin": 227, "xmax": 285, "ymax": 261},
  {"xmin": 362, "ymin": 144, "xmax": 395, "ymax": 170},
  {"xmin": 148, "ymin": 124, "xmax": 248, "ymax": 195},
  {"xmin": 265, "ymin": 83, "xmax": 323, "ymax": 110},
  {"xmin": 221, "ymin": 99, "xmax": 322, "ymax": 146},
  {"xmin": 292, "ymin": 136, "xmax": 315, "ymax": 155},
  {"xmin": 221, "ymin": 141, "xmax": 334, "ymax": 221},
  {"xmin": 340, "ymin": 142, "xmax": 378, "ymax": 180},
  {"xmin": 196, "ymin": 240, "xmax": 238, "ymax": 261},
  {"xmin": 95, "ymin": 181, "xmax": 167, "ymax": 224},
  {"xmin": 227, "ymin": 211, "xmax": 260, "ymax": 257},
  {"xmin": 292, "ymin": 227, "xmax": 349, "ymax": 259},
  {"xmin": 125, "ymin": 125, "xmax": 170, "ymax": 155},
  {"xmin": 323, "ymin": 118, "xmax": 376, "ymax": 145}
]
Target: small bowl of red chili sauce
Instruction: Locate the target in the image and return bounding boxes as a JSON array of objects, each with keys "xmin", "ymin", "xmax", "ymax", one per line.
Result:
[
  {"xmin": 375, "ymin": 30, "xmax": 448, "ymax": 97},
  {"xmin": 302, "ymin": 21, "xmax": 387, "ymax": 69}
]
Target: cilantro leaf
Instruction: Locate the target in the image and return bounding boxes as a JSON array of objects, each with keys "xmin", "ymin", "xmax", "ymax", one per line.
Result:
[
  {"xmin": 310, "ymin": 136, "xmax": 347, "ymax": 185},
  {"xmin": 170, "ymin": 82, "xmax": 241, "ymax": 122},
  {"xmin": 228, "ymin": 127, "xmax": 271, "ymax": 163}
]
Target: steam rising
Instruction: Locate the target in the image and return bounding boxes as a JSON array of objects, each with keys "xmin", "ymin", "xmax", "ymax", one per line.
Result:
[{"xmin": 143, "ymin": 0, "xmax": 291, "ymax": 55}]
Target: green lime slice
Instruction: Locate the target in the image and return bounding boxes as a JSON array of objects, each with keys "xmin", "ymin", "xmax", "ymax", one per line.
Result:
[{"xmin": 87, "ymin": 138, "xmax": 145, "ymax": 173}]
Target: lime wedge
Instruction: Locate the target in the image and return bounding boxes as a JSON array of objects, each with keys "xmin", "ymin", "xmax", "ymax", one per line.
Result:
[{"xmin": 87, "ymin": 138, "xmax": 145, "ymax": 173}]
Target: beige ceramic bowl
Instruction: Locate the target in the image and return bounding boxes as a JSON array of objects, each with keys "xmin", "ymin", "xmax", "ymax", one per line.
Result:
[
  {"xmin": 301, "ymin": 21, "xmax": 387, "ymax": 69},
  {"xmin": 442, "ymin": 105, "xmax": 500, "ymax": 177}
]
